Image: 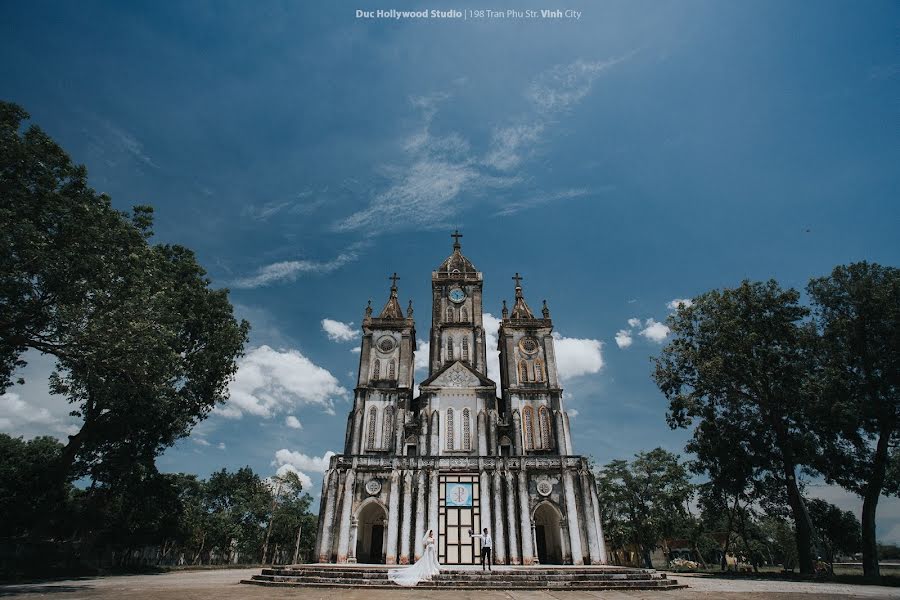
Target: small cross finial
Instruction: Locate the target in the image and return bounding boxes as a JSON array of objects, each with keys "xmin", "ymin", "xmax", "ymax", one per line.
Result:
[
  {"xmin": 451, "ymin": 230, "xmax": 463, "ymax": 248},
  {"xmin": 389, "ymin": 272, "xmax": 400, "ymax": 287},
  {"xmin": 512, "ymin": 272, "xmax": 523, "ymax": 287}
]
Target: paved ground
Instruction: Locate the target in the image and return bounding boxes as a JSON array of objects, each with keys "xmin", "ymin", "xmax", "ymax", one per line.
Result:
[{"xmin": 2, "ymin": 567, "xmax": 900, "ymax": 599}]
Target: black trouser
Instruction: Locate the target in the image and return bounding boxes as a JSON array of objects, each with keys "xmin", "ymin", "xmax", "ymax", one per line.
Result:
[{"xmin": 481, "ymin": 547, "xmax": 492, "ymax": 569}]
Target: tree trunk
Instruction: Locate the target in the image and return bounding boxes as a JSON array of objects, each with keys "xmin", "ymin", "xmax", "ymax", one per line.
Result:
[
  {"xmin": 782, "ymin": 464, "xmax": 815, "ymax": 575},
  {"xmin": 861, "ymin": 425, "xmax": 891, "ymax": 578}
]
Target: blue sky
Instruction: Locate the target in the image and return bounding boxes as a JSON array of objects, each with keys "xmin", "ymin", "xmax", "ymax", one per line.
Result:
[{"xmin": 2, "ymin": 1, "xmax": 899, "ymax": 539}]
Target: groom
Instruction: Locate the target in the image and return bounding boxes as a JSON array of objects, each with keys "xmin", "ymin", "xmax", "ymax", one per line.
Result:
[{"xmin": 469, "ymin": 528, "xmax": 492, "ymax": 571}]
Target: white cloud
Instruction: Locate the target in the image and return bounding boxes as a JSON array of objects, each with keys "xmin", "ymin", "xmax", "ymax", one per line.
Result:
[
  {"xmin": 627, "ymin": 317, "xmax": 641, "ymax": 328},
  {"xmin": 615, "ymin": 329, "xmax": 633, "ymax": 349},
  {"xmin": 217, "ymin": 442, "xmax": 226, "ymax": 450},
  {"xmin": 322, "ymin": 318, "xmax": 357, "ymax": 342},
  {"xmin": 484, "ymin": 123, "xmax": 544, "ymax": 171},
  {"xmin": 232, "ymin": 246, "xmax": 361, "ymax": 289},
  {"xmin": 0, "ymin": 351, "xmax": 82, "ymax": 441},
  {"xmin": 666, "ymin": 298, "xmax": 693, "ymax": 311},
  {"xmin": 285, "ymin": 415, "xmax": 303, "ymax": 429},
  {"xmin": 569, "ymin": 409, "xmax": 579, "ymax": 418},
  {"xmin": 274, "ymin": 449, "xmax": 335, "ymax": 473},
  {"xmin": 494, "ymin": 188, "xmax": 592, "ymax": 217},
  {"xmin": 414, "ymin": 339, "xmax": 430, "ymax": 375},
  {"xmin": 350, "ymin": 347, "xmax": 361, "ymax": 354},
  {"xmin": 218, "ymin": 345, "xmax": 347, "ymax": 419},
  {"xmin": 639, "ymin": 319, "xmax": 670, "ymax": 343},
  {"xmin": 527, "ymin": 56, "xmax": 629, "ymax": 114},
  {"xmin": 552, "ymin": 333, "xmax": 605, "ymax": 380},
  {"xmin": 275, "ymin": 464, "xmax": 314, "ymax": 492},
  {"xmin": 193, "ymin": 437, "xmax": 211, "ymax": 447}
]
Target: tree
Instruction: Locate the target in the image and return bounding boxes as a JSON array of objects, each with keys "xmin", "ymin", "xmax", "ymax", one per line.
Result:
[
  {"xmin": 596, "ymin": 448, "xmax": 693, "ymax": 568},
  {"xmin": 653, "ymin": 281, "xmax": 819, "ymax": 574},
  {"xmin": 265, "ymin": 471, "xmax": 317, "ymax": 564},
  {"xmin": 807, "ymin": 262, "xmax": 900, "ymax": 577},
  {"xmin": 204, "ymin": 467, "xmax": 271, "ymax": 563},
  {"xmin": 807, "ymin": 498, "xmax": 861, "ymax": 574},
  {"xmin": 0, "ymin": 434, "xmax": 73, "ymax": 537},
  {"xmin": 0, "ymin": 101, "xmax": 250, "ymax": 486}
]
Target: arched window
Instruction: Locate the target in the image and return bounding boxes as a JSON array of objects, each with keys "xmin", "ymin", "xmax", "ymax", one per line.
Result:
[
  {"xmin": 447, "ymin": 338, "xmax": 454, "ymax": 361},
  {"xmin": 534, "ymin": 359, "xmax": 544, "ymax": 382},
  {"xmin": 388, "ymin": 359, "xmax": 396, "ymax": 380},
  {"xmin": 446, "ymin": 408, "xmax": 455, "ymax": 450},
  {"xmin": 523, "ymin": 406, "xmax": 535, "ymax": 451},
  {"xmin": 366, "ymin": 407, "xmax": 377, "ymax": 450},
  {"xmin": 446, "ymin": 307, "xmax": 454, "ymax": 322},
  {"xmin": 461, "ymin": 307, "xmax": 468, "ymax": 321},
  {"xmin": 462, "ymin": 337, "xmax": 469, "ymax": 362},
  {"xmin": 382, "ymin": 406, "xmax": 394, "ymax": 451},
  {"xmin": 520, "ymin": 361, "xmax": 529, "ymax": 383},
  {"xmin": 462, "ymin": 408, "xmax": 471, "ymax": 450},
  {"xmin": 539, "ymin": 406, "xmax": 552, "ymax": 449}
]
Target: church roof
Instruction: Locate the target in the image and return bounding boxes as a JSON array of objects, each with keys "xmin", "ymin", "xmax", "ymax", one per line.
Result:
[
  {"xmin": 503, "ymin": 273, "xmax": 552, "ymax": 324},
  {"xmin": 436, "ymin": 230, "xmax": 478, "ymax": 276},
  {"xmin": 418, "ymin": 358, "xmax": 496, "ymax": 389},
  {"xmin": 378, "ymin": 277, "xmax": 404, "ymax": 319}
]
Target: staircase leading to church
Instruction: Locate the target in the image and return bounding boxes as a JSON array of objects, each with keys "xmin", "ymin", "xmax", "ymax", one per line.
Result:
[{"xmin": 241, "ymin": 564, "xmax": 684, "ymax": 590}]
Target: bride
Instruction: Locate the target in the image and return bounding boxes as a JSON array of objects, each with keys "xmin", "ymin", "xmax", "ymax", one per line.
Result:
[{"xmin": 387, "ymin": 530, "xmax": 440, "ymax": 586}]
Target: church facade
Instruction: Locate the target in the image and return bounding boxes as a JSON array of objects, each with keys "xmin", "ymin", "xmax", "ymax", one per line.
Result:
[{"xmin": 315, "ymin": 234, "xmax": 607, "ymax": 566}]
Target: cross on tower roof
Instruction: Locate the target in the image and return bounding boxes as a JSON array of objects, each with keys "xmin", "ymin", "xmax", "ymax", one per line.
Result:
[
  {"xmin": 451, "ymin": 230, "xmax": 463, "ymax": 249},
  {"xmin": 389, "ymin": 272, "xmax": 400, "ymax": 287},
  {"xmin": 512, "ymin": 272, "xmax": 523, "ymax": 287}
]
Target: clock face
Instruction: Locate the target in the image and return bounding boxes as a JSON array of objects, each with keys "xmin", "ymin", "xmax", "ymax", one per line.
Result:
[{"xmin": 448, "ymin": 287, "xmax": 466, "ymax": 304}]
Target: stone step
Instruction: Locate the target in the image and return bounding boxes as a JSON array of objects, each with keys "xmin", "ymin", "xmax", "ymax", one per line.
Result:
[
  {"xmin": 256, "ymin": 572, "xmax": 663, "ymax": 582},
  {"xmin": 263, "ymin": 567, "xmax": 657, "ymax": 577},
  {"xmin": 242, "ymin": 577, "xmax": 684, "ymax": 590}
]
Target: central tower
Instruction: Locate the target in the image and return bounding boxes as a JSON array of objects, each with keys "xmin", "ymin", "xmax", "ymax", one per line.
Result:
[{"xmin": 427, "ymin": 230, "xmax": 488, "ymax": 376}]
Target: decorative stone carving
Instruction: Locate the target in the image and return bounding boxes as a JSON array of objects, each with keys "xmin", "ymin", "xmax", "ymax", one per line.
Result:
[
  {"xmin": 535, "ymin": 474, "xmax": 558, "ymax": 497},
  {"xmin": 365, "ymin": 479, "xmax": 382, "ymax": 495}
]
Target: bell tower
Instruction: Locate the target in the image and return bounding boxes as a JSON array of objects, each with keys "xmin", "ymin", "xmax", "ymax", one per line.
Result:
[
  {"xmin": 428, "ymin": 231, "xmax": 488, "ymax": 377},
  {"xmin": 343, "ymin": 274, "xmax": 415, "ymax": 456}
]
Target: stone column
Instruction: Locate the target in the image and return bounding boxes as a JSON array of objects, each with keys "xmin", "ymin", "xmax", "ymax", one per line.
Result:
[
  {"xmin": 400, "ymin": 470, "xmax": 413, "ymax": 564},
  {"xmin": 386, "ymin": 471, "xmax": 401, "ymax": 564},
  {"xmin": 352, "ymin": 409, "xmax": 364, "ymax": 454},
  {"xmin": 477, "ymin": 411, "xmax": 488, "ymax": 455},
  {"xmin": 554, "ymin": 410, "xmax": 567, "ymax": 455},
  {"xmin": 395, "ymin": 407, "xmax": 406, "ymax": 455},
  {"xmin": 579, "ymin": 470, "xmax": 601, "ymax": 564},
  {"xmin": 479, "ymin": 470, "xmax": 492, "ymax": 557},
  {"xmin": 318, "ymin": 469, "xmax": 339, "ymax": 562},
  {"xmin": 563, "ymin": 412, "xmax": 574, "ymax": 454},
  {"xmin": 512, "ymin": 409, "xmax": 522, "ymax": 455},
  {"xmin": 430, "ymin": 410, "xmax": 440, "ymax": 456},
  {"xmin": 490, "ymin": 412, "xmax": 499, "ymax": 455},
  {"xmin": 560, "ymin": 517, "xmax": 572, "ymax": 564},
  {"xmin": 590, "ymin": 480, "xmax": 608, "ymax": 564},
  {"xmin": 531, "ymin": 519, "xmax": 540, "ymax": 564},
  {"xmin": 336, "ymin": 470, "xmax": 356, "ymax": 563},
  {"xmin": 415, "ymin": 470, "xmax": 426, "ymax": 560},
  {"xmin": 563, "ymin": 470, "xmax": 584, "ymax": 565},
  {"xmin": 347, "ymin": 516, "xmax": 359, "ymax": 563},
  {"xmin": 504, "ymin": 471, "xmax": 520, "ymax": 564},
  {"xmin": 517, "ymin": 469, "xmax": 534, "ymax": 565},
  {"xmin": 429, "ymin": 469, "xmax": 439, "ymax": 540},
  {"xmin": 492, "ymin": 470, "xmax": 506, "ymax": 564},
  {"xmin": 419, "ymin": 412, "xmax": 428, "ymax": 456}
]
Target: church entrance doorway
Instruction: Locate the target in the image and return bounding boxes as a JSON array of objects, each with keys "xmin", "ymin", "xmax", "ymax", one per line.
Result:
[
  {"xmin": 356, "ymin": 501, "xmax": 387, "ymax": 564},
  {"xmin": 534, "ymin": 502, "xmax": 564, "ymax": 565},
  {"xmin": 438, "ymin": 473, "xmax": 481, "ymax": 565}
]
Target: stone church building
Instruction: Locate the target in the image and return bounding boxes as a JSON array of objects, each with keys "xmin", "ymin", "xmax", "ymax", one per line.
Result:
[{"xmin": 315, "ymin": 234, "xmax": 607, "ymax": 566}]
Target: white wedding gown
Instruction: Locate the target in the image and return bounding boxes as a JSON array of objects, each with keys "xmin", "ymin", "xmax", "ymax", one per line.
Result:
[{"xmin": 387, "ymin": 534, "xmax": 441, "ymax": 586}]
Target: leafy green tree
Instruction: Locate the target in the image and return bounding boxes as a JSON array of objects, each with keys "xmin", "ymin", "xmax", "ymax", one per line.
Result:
[
  {"xmin": 0, "ymin": 101, "xmax": 249, "ymax": 486},
  {"xmin": 653, "ymin": 281, "xmax": 819, "ymax": 574},
  {"xmin": 265, "ymin": 471, "xmax": 317, "ymax": 564},
  {"xmin": 204, "ymin": 467, "xmax": 271, "ymax": 563},
  {"xmin": 0, "ymin": 434, "xmax": 73, "ymax": 537},
  {"xmin": 596, "ymin": 448, "xmax": 693, "ymax": 568},
  {"xmin": 807, "ymin": 498, "xmax": 861, "ymax": 573},
  {"xmin": 807, "ymin": 262, "xmax": 900, "ymax": 577}
]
